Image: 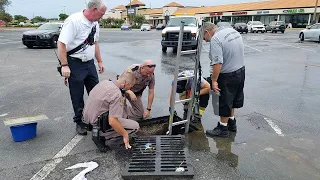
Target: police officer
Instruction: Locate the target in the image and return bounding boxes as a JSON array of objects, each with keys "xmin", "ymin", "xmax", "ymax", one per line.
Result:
[
  {"xmin": 83, "ymin": 72, "xmax": 139, "ymax": 152},
  {"xmin": 203, "ymin": 22, "xmax": 245, "ymax": 137},
  {"xmin": 169, "ymin": 70, "xmax": 211, "ymax": 122},
  {"xmin": 57, "ymin": 0, "xmax": 106, "ymax": 135},
  {"xmin": 123, "ymin": 60, "xmax": 156, "ymax": 120}
]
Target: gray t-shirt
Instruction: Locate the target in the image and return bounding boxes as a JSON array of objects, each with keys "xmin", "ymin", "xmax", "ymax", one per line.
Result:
[{"xmin": 209, "ymin": 27, "xmax": 245, "ymax": 74}]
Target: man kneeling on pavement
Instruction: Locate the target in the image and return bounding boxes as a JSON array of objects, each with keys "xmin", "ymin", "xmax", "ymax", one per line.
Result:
[{"xmin": 82, "ymin": 71, "xmax": 140, "ymax": 152}]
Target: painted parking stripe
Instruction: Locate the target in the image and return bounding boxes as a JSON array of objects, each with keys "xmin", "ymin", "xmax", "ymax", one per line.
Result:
[
  {"xmin": 30, "ymin": 134, "xmax": 84, "ymax": 180},
  {"xmin": 264, "ymin": 117, "xmax": 284, "ymax": 136},
  {"xmin": 284, "ymin": 44, "xmax": 317, "ymax": 53},
  {"xmin": 244, "ymin": 44, "xmax": 262, "ymax": 52}
]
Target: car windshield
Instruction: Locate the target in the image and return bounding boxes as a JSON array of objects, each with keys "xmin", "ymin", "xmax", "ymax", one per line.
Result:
[
  {"xmin": 142, "ymin": 24, "xmax": 149, "ymax": 26},
  {"xmin": 157, "ymin": 24, "xmax": 163, "ymax": 27},
  {"xmin": 276, "ymin": 22, "xmax": 285, "ymax": 25},
  {"xmin": 252, "ymin": 22, "xmax": 263, "ymax": 25},
  {"xmin": 217, "ymin": 22, "xmax": 232, "ymax": 27},
  {"xmin": 167, "ymin": 17, "xmax": 197, "ymax": 27},
  {"xmin": 235, "ymin": 23, "xmax": 246, "ymax": 26},
  {"xmin": 38, "ymin": 23, "xmax": 61, "ymax": 30}
]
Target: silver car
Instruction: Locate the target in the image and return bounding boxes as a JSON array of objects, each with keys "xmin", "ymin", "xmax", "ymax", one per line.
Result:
[{"xmin": 299, "ymin": 23, "xmax": 320, "ymax": 42}]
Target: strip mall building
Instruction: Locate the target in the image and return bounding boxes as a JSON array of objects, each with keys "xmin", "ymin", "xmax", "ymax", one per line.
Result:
[{"xmin": 106, "ymin": 0, "xmax": 320, "ymax": 28}]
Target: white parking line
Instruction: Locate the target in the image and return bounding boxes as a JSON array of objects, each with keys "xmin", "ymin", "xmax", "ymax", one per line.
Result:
[
  {"xmin": 264, "ymin": 117, "xmax": 284, "ymax": 136},
  {"xmin": 0, "ymin": 41, "xmax": 21, "ymax": 45},
  {"xmin": 30, "ymin": 134, "xmax": 84, "ymax": 180},
  {"xmin": 244, "ymin": 45, "xmax": 262, "ymax": 52},
  {"xmin": 284, "ymin": 44, "xmax": 317, "ymax": 53}
]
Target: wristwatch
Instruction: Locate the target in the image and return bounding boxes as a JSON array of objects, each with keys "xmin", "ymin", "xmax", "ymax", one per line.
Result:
[{"xmin": 147, "ymin": 108, "xmax": 151, "ymax": 111}]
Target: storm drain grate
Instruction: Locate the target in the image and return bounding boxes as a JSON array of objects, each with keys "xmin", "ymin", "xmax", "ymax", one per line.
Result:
[{"xmin": 121, "ymin": 135, "xmax": 194, "ymax": 179}]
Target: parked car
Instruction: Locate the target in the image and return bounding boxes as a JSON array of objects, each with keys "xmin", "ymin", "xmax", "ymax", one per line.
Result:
[
  {"xmin": 156, "ymin": 23, "xmax": 166, "ymax": 30},
  {"xmin": 140, "ymin": 24, "xmax": 151, "ymax": 31},
  {"xmin": 121, "ymin": 24, "xmax": 131, "ymax": 30},
  {"xmin": 22, "ymin": 22, "xmax": 63, "ymax": 48},
  {"xmin": 299, "ymin": 23, "xmax": 320, "ymax": 42},
  {"xmin": 247, "ymin": 21, "xmax": 266, "ymax": 33},
  {"xmin": 217, "ymin": 21, "xmax": 232, "ymax": 28},
  {"xmin": 265, "ymin": 21, "xmax": 286, "ymax": 33},
  {"xmin": 233, "ymin": 23, "xmax": 248, "ymax": 33}
]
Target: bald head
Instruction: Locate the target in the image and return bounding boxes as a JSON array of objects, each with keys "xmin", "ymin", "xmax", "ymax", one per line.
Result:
[{"xmin": 142, "ymin": 60, "xmax": 154, "ymax": 66}]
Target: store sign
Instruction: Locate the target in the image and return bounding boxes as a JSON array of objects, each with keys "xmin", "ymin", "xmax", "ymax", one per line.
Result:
[
  {"xmin": 257, "ymin": 11, "xmax": 269, "ymax": 14},
  {"xmin": 283, "ymin": 8, "xmax": 305, "ymax": 14},
  {"xmin": 232, "ymin": 11, "xmax": 247, "ymax": 15},
  {"xmin": 127, "ymin": 8, "xmax": 135, "ymax": 15},
  {"xmin": 210, "ymin": 12, "xmax": 223, "ymax": 16},
  {"xmin": 176, "ymin": 13, "xmax": 195, "ymax": 16}
]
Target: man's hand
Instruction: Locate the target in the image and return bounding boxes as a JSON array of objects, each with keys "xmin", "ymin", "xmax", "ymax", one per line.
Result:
[
  {"xmin": 143, "ymin": 110, "xmax": 150, "ymax": 119},
  {"xmin": 123, "ymin": 134, "xmax": 131, "ymax": 149},
  {"xmin": 212, "ymin": 81, "xmax": 221, "ymax": 93},
  {"xmin": 62, "ymin": 66, "xmax": 71, "ymax": 78},
  {"xmin": 127, "ymin": 90, "xmax": 137, "ymax": 101},
  {"xmin": 98, "ymin": 62, "xmax": 104, "ymax": 74}
]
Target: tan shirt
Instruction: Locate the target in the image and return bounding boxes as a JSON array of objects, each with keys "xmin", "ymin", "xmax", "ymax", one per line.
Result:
[
  {"xmin": 83, "ymin": 80, "xmax": 127, "ymax": 124},
  {"xmin": 125, "ymin": 64, "xmax": 155, "ymax": 94}
]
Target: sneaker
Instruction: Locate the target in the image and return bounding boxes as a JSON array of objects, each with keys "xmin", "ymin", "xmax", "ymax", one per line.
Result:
[
  {"xmin": 76, "ymin": 122, "xmax": 88, "ymax": 135},
  {"xmin": 228, "ymin": 118, "xmax": 237, "ymax": 132},
  {"xmin": 92, "ymin": 136, "xmax": 109, "ymax": 153},
  {"xmin": 206, "ymin": 122, "xmax": 229, "ymax": 137}
]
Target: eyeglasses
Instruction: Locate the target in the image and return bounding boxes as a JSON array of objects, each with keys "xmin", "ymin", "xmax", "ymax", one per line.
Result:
[{"xmin": 145, "ymin": 64, "xmax": 156, "ymax": 68}]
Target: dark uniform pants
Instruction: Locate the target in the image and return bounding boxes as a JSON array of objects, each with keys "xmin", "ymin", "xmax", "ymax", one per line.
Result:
[
  {"xmin": 207, "ymin": 66, "xmax": 245, "ymax": 117},
  {"xmin": 67, "ymin": 56, "xmax": 99, "ymax": 123}
]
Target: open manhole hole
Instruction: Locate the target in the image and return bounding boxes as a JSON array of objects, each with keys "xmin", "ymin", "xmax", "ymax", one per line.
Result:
[{"xmin": 121, "ymin": 135, "xmax": 194, "ymax": 179}]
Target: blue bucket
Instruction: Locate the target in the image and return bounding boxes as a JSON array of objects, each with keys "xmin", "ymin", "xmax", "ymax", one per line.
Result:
[{"xmin": 10, "ymin": 123, "xmax": 37, "ymax": 142}]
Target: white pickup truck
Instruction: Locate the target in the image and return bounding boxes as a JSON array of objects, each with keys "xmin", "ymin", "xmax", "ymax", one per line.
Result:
[{"xmin": 161, "ymin": 16, "xmax": 200, "ymax": 53}]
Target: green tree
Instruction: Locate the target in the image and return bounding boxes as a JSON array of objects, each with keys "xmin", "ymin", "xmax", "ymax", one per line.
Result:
[
  {"xmin": 133, "ymin": 15, "xmax": 145, "ymax": 26},
  {"xmin": 114, "ymin": 18, "xmax": 124, "ymax": 26},
  {"xmin": 0, "ymin": 10, "xmax": 12, "ymax": 22},
  {"xmin": 59, "ymin": 13, "xmax": 68, "ymax": 21},
  {"xmin": 14, "ymin": 15, "xmax": 28, "ymax": 22},
  {"xmin": 31, "ymin": 16, "xmax": 46, "ymax": 23},
  {"xmin": 0, "ymin": 0, "xmax": 11, "ymax": 11}
]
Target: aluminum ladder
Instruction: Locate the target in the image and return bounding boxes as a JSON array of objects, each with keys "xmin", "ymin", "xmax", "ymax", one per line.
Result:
[{"xmin": 168, "ymin": 20, "xmax": 205, "ymax": 135}]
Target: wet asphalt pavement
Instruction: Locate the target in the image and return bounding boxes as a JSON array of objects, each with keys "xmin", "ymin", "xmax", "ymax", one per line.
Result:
[{"xmin": 0, "ymin": 28, "xmax": 320, "ymax": 180}]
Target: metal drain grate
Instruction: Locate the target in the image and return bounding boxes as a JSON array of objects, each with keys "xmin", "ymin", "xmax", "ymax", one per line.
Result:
[{"xmin": 121, "ymin": 135, "xmax": 194, "ymax": 179}]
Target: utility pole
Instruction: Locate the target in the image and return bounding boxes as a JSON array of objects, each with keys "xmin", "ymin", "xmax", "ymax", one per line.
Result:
[{"xmin": 314, "ymin": 0, "xmax": 319, "ymax": 24}]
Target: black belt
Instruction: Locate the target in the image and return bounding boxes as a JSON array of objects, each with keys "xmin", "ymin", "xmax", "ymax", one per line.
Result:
[
  {"xmin": 68, "ymin": 55, "xmax": 93, "ymax": 63},
  {"xmin": 220, "ymin": 66, "xmax": 245, "ymax": 75}
]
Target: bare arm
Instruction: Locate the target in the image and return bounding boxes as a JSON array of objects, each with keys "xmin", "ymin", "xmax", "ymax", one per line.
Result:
[
  {"xmin": 94, "ymin": 42, "xmax": 102, "ymax": 61},
  {"xmin": 211, "ymin": 64, "xmax": 222, "ymax": 82},
  {"xmin": 57, "ymin": 41, "xmax": 68, "ymax": 65},
  {"xmin": 147, "ymin": 88, "xmax": 154, "ymax": 109}
]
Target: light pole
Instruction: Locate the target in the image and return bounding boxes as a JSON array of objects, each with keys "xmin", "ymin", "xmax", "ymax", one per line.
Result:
[{"xmin": 314, "ymin": 0, "xmax": 319, "ymax": 24}]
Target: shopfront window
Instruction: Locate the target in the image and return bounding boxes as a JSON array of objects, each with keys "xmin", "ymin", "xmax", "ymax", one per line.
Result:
[
  {"xmin": 281, "ymin": 14, "xmax": 309, "ymax": 28},
  {"xmin": 255, "ymin": 15, "xmax": 277, "ymax": 25},
  {"xmin": 233, "ymin": 16, "xmax": 251, "ymax": 24}
]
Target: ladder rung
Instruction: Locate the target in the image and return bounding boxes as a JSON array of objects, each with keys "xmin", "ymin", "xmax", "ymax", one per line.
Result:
[
  {"xmin": 177, "ymin": 75, "xmax": 195, "ymax": 81},
  {"xmin": 175, "ymin": 98, "xmax": 192, "ymax": 104},
  {"xmin": 181, "ymin": 50, "xmax": 197, "ymax": 55},
  {"xmin": 172, "ymin": 120, "xmax": 189, "ymax": 126}
]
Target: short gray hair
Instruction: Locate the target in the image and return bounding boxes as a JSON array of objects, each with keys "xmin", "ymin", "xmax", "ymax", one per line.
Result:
[
  {"xmin": 87, "ymin": 0, "xmax": 106, "ymax": 9},
  {"xmin": 203, "ymin": 22, "xmax": 217, "ymax": 31}
]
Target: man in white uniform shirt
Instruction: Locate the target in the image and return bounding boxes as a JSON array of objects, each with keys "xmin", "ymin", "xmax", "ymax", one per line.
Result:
[{"xmin": 57, "ymin": 0, "xmax": 106, "ymax": 135}]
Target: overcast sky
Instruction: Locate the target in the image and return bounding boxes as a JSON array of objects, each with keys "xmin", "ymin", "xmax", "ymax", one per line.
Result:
[{"xmin": 7, "ymin": 0, "xmax": 264, "ymax": 19}]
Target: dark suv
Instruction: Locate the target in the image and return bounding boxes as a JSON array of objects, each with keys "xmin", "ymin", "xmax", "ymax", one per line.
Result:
[
  {"xmin": 266, "ymin": 21, "xmax": 286, "ymax": 33},
  {"xmin": 22, "ymin": 22, "xmax": 63, "ymax": 48}
]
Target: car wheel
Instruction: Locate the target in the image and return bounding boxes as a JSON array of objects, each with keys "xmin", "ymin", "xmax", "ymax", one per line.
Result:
[
  {"xmin": 51, "ymin": 36, "xmax": 58, "ymax": 48},
  {"xmin": 281, "ymin": 31, "xmax": 285, "ymax": 33},
  {"xmin": 318, "ymin": 36, "xmax": 320, "ymax": 43},
  {"xmin": 262, "ymin": 31, "xmax": 265, "ymax": 33},
  {"xmin": 173, "ymin": 47, "xmax": 178, "ymax": 53},
  {"xmin": 162, "ymin": 46, "xmax": 167, "ymax": 53},
  {"xmin": 250, "ymin": 28, "xmax": 253, "ymax": 33},
  {"xmin": 299, "ymin": 33, "xmax": 304, "ymax": 41},
  {"xmin": 26, "ymin": 45, "xmax": 33, "ymax": 49}
]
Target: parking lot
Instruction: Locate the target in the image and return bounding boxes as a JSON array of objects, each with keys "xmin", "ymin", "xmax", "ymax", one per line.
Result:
[{"xmin": 1, "ymin": 28, "xmax": 320, "ymax": 180}]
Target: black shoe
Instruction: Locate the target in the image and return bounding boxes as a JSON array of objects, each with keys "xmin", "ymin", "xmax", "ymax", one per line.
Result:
[
  {"xmin": 206, "ymin": 122, "xmax": 229, "ymax": 137},
  {"xmin": 76, "ymin": 122, "xmax": 88, "ymax": 135},
  {"xmin": 228, "ymin": 118, "xmax": 237, "ymax": 132},
  {"xmin": 92, "ymin": 136, "xmax": 109, "ymax": 153}
]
